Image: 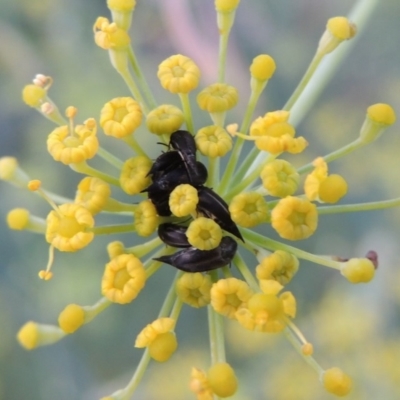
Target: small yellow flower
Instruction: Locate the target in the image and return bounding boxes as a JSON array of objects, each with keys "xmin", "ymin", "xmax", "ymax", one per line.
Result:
[
  {"xmin": 100, "ymin": 97, "xmax": 142, "ymax": 138},
  {"xmin": 235, "ymin": 281, "xmax": 296, "ymax": 333},
  {"xmin": 207, "ymin": 362, "xmax": 238, "ymax": 398},
  {"xmin": 322, "ymin": 367, "xmax": 352, "ymax": 397},
  {"xmin": 340, "ymin": 258, "xmax": 375, "ymax": 283},
  {"xmin": 75, "ymin": 177, "xmax": 111, "ymax": 215},
  {"xmin": 120, "ymin": 156, "xmax": 152, "ymax": 195},
  {"xmin": 197, "ymin": 83, "xmax": 238, "ymax": 113},
  {"xmin": 134, "ymin": 199, "xmax": 158, "ymax": 237},
  {"xmin": 17, "ymin": 321, "xmax": 66, "ymax": 350},
  {"xmin": 157, "ymin": 54, "xmax": 200, "ymax": 94},
  {"xmin": 46, "ymin": 204, "xmax": 95, "ymax": 252},
  {"xmin": 250, "ymin": 54, "xmax": 276, "ymax": 81},
  {"xmin": 318, "ymin": 17, "xmax": 357, "ymax": 55},
  {"xmin": 195, "ymin": 126, "xmax": 232, "ymax": 158},
  {"xmin": 215, "ymin": 0, "xmax": 240, "ymax": 13},
  {"xmin": 169, "ymin": 184, "xmax": 199, "ymax": 217},
  {"xmin": 93, "ymin": 17, "xmax": 130, "ymax": 50},
  {"xmin": 7, "ymin": 208, "xmax": 30, "ymax": 230},
  {"xmin": 271, "ymin": 196, "xmax": 318, "ymax": 240},
  {"xmin": 256, "ymin": 250, "xmax": 299, "ymax": 285},
  {"xmin": 229, "ymin": 192, "xmax": 269, "ymax": 228},
  {"xmin": 186, "ymin": 217, "xmax": 222, "ymax": 250},
  {"xmin": 101, "ymin": 253, "xmax": 146, "ymax": 304},
  {"xmin": 58, "ymin": 304, "xmax": 85, "ymax": 333},
  {"xmin": 0, "ymin": 156, "xmax": 18, "ymax": 181},
  {"xmin": 249, "ymin": 110, "xmax": 308, "ymax": 154},
  {"xmin": 359, "ymin": 103, "xmax": 397, "ymax": 144},
  {"xmin": 304, "ymin": 157, "xmax": 347, "ymax": 203},
  {"xmin": 190, "ymin": 367, "xmax": 213, "ymax": 400},
  {"xmin": 210, "ymin": 278, "xmax": 253, "ymax": 319},
  {"xmin": 107, "ymin": 240, "xmax": 125, "ymax": 259},
  {"xmin": 47, "ymin": 118, "xmax": 99, "ymax": 165},
  {"xmin": 107, "ymin": 0, "xmax": 136, "ymax": 12},
  {"xmin": 135, "ymin": 317, "xmax": 177, "ymax": 362},
  {"xmin": 176, "ymin": 273, "xmax": 212, "ymax": 308},
  {"xmin": 22, "ymin": 84, "xmax": 47, "ymax": 107},
  {"xmin": 261, "ymin": 159, "xmax": 299, "ymax": 197},
  {"xmin": 146, "ymin": 104, "xmax": 184, "ymax": 136}
]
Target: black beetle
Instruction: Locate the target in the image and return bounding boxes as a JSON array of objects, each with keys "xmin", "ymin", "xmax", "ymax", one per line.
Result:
[
  {"xmin": 169, "ymin": 130, "xmax": 205, "ymax": 184},
  {"xmin": 154, "ymin": 236, "xmax": 237, "ymax": 273},
  {"xmin": 197, "ymin": 186, "xmax": 244, "ymax": 242},
  {"xmin": 147, "ymin": 189, "xmax": 172, "ymax": 216},
  {"xmin": 157, "ymin": 223, "xmax": 191, "ymax": 248}
]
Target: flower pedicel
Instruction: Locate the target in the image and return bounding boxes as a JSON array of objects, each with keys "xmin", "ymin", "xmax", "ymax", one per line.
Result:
[{"xmin": 3, "ymin": 0, "xmax": 398, "ymax": 398}]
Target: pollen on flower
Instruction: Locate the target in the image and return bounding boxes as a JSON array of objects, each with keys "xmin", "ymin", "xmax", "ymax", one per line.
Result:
[
  {"xmin": 102, "ymin": 253, "xmax": 146, "ymax": 304},
  {"xmin": 197, "ymin": 83, "xmax": 238, "ymax": 113},
  {"xmin": 302, "ymin": 343, "xmax": 314, "ymax": 356},
  {"xmin": 195, "ymin": 126, "xmax": 232, "ymax": 158},
  {"xmin": 211, "ymin": 278, "xmax": 253, "ymax": 319},
  {"xmin": 261, "ymin": 159, "xmax": 300, "ymax": 197},
  {"xmin": 134, "ymin": 199, "xmax": 159, "ymax": 237},
  {"xmin": 207, "ymin": 362, "xmax": 238, "ymax": 398},
  {"xmin": 146, "ymin": 104, "xmax": 184, "ymax": 136},
  {"xmin": 256, "ymin": 250, "xmax": 299, "ymax": 285},
  {"xmin": 120, "ymin": 156, "xmax": 152, "ymax": 195},
  {"xmin": 169, "ymin": 184, "xmax": 199, "ymax": 217},
  {"xmin": 322, "ymin": 367, "xmax": 352, "ymax": 397},
  {"xmin": 157, "ymin": 54, "xmax": 200, "ymax": 94},
  {"xmin": 271, "ymin": 196, "xmax": 318, "ymax": 240},
  {"xmin": 45, "ymin": 203, "xmax": 94, "ymax": 252},
  {"xmin": 327, "ymin": 17, "xmax": 356, "ymax": 40},
  {"xmin": 100, "ymin": 97, "xmax": 142, "ymax": 138},
  {"xmin": 176, "ymin": 273, "xmax": 212, "ymax": 308},
  {"xmin": 47, "ymin": 117, "xmax": 99, "ymax": 165},
  {"xmin": 135, "ymin": 317, "xmax": 177, "ymax": 362},
  {"xmin": 27, "ymin": 179, "xmax": 41, "ymax": 191},
  {"xmin": 107, "ymin": 0, "xmax": 136, "ymax": 12},
  {"xmin": 249, "ymin": 110, "xmax": 308, "ymax": 154},
  {"xmin": 186, "ymin": 217, "xmax": 222, "ymax": 250},
  {"xmin": 340, "ymin": 258, "xmax": 375, "ymax": 283},
  {"xmin": 250, "ymin": 54, "xmax": 276, "ymax": 81},
  {"xmin": 7, "ymin": 208, "xmax": 30, "ymax": 230},
  {"xmin": 229, "ymin": 192, "xmax": 269, "ymax": 228},
  {"xmin": 58, "ymin": 304, "xmax": 85, "ymax": 333}
]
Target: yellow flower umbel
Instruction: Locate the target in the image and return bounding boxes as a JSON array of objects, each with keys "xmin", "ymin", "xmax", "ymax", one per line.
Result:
[{"xmin": 6, "ymin": 1, "xmax": 400, "ymax": 399}]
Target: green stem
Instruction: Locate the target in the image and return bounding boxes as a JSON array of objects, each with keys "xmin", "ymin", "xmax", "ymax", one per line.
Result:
[
  {"xmin": 122, "ymin": 135, "xmax": 148, "ymax": 157},
  {"xmin": 83, "ymin": 297, "xmax": 112, "ymax": 324},
  {"xmin": 103, "ymin": 198, "xmax": 137, "ymax": 213},
  {"xmin": 233, "ymin": 252, "xmax": 259, "ymax": 292},
  {"xmin": 159, "ymin": 270, "xmax": 183, "ymax": 317},
  {"xmin": 283, "ymin": 52, "xmax": 324, "ymax": 112},
  {"xmin": 128, "ymin": 46, "xmax": 157, "ymax": 110},
  {"xmin": 26, "ymin": 215, "xmax": 47, "ymax": 234},
  {"xmin": 97, "ymin": 146, "xmax": 124, "ymax": 169},
  {"xmin": 89, "ymin": 224, "xmax": 136, "ymax": 235},
  {"xmin": 317, "ymin": 197, "xmax": 400, "ymax": 215},
  {"xmin": 206, "ymin": 157, "xmax": 219, "ymax": 188},
  {"xmin": 218, "ymin": 32, "xmax": 229, "ymax": 82},
  {"xmin": 170, "ymin": 297, "xmax": 183, "ymax": 321},
  {"xmin": 297, "ymin": 138, "xmax": 363, "ymax": 175},
  {"xmin": 126, "ymin": 236, "xmax": 162, "ymax": 258},
  {"xmin": 283, "ymin": 327, "xmax": 323, "ymax": 376},
  {"xmin": 179, "ymin": 93, "xmax": 194, "ymax": 134},
  {"xmin": 242, "ymin": 229, "xmax": 341, "ymax": 271},
  {"xmin": 70, "ymin": 162, "xmax": 120, "ymax": 186}
]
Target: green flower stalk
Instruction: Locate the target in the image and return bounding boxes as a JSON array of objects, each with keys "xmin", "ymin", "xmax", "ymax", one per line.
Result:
[{"xmin": 2, "ymin": 0, "xmax": 398, "ymax": 398}]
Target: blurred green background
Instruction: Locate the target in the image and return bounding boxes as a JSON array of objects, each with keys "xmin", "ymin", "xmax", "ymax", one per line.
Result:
[{"xmin": 1, "ymin": 0, "xmax": 400, "ymax": 399}]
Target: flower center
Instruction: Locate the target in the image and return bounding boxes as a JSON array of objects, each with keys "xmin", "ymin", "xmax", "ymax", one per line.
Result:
[
  {"xmin": 58, "ymin": 216, "xmax": 83, "ymax": 238},
  {"xmin": 172, "ymin": 66, "xmax": 185, "ymax": 77},
  {"xmin": 226, "ymin": 293, "xmax": 242, "ymax": 308},
  {"xmin": 114, "ymin": 106, "xmax": 128, "ymax": 122},
  {"xmin": 244, "ymin": 203, "xmax": 257, "ymax": 214},
  {"xmin": 200, "ymin": 230, "xmax": 211, "ymax": 240},
  {"xmin": 63, "ymin": 136, "xmax": 81, "ymax": 148},
  {"xmin": 288, "ymin": 210, "xmax": 306, "ymax": 227},
  {"xmin": 114, "ymin": 268, "xmax": 131, "ymax": 290}
]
